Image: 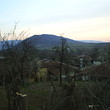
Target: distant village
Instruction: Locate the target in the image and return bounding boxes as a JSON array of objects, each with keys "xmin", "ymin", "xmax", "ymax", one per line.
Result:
[{"xmin": 1, "ymin": 53, "xmax": 110, "ymax": 85}]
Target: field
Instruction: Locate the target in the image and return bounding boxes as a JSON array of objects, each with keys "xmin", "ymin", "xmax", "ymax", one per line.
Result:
[
  {"xmin": 0, "ymin": 81, "xmax": 110, "ymax": 110},
  {"xmin": 0, "ymin": 81, "xmax": 63, "ymax": 110}
]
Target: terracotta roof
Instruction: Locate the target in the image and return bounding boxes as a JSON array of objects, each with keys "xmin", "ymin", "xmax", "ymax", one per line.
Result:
[
  {"xmin": 41, "ymin": 61, "xmax": 79, "ymax": 75},
  {"xmin": 74, "ymin": 62, "xmax": 110, "ymax": 77},
  {"xmin": 78, "ymin": 54, "xmax": 92, "ymax": 61}
]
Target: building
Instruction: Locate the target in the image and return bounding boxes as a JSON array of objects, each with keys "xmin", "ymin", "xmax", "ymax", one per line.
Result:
[
  {"xmin": 40, "ymin": 61, "xmax": 79, "ymax": 81},
  {"xmin": 73, "ymin": 54, "xmax": 93, "ymax": 69},
  {"xmin": 72, "ymin": 62, "xmax": 110, "ymax": 81}
]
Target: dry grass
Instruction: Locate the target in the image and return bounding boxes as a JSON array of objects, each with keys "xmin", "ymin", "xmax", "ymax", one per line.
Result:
[
  {"xmin": 0, "ymin": 81, "xmax": 109, "ymax": 110},
  {"xmin": 0, "ymin": 87, "xmax": 8, "ymax": 110}
]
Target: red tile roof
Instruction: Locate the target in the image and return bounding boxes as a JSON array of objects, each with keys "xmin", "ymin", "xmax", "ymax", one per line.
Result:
[{"xmin": 74, "ymin": 62, "xmax": 110, "ymax": 77}]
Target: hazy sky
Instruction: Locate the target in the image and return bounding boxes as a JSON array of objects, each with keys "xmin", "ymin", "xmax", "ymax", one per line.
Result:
[{"xmin": 0, "ymin": 0, "xmax": 110, "ymax": 41}]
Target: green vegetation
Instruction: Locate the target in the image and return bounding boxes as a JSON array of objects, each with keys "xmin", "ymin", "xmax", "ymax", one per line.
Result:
[
  {"xmin": 1, "ymin": 81, "xmax": 110, "ymax": 110},
  {"xmin": 0, "ymin": 87, "xmax": 8, "ymax": 110}
]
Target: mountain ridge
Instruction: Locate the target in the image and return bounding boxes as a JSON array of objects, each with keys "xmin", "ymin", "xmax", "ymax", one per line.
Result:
[
  {"xmin": 24, "ymin": 34, "xmax": 109, "ymax": 50},
  {"xmin": 27, "ymin": 34, "xmax": 84, "ymax": 49},
  {"xmin": 0, "ymin": 34, "xmax": 109, "ymax": 50},
  {"xmin": 79, "ymin": 40, "xmax": 107, "ymax": 43}
]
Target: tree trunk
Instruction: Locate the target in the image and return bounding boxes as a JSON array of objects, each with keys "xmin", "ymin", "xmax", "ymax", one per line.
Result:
[{"xmin": 60, "ymin": 59, "xmax": 63, "ymax": 86}]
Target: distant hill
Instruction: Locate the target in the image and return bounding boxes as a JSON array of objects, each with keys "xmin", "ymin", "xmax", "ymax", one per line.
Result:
[
  {"xmin": 25, "ymin": 34, "xmax": 83, "ymax": 49},
  {"xmin": 22, "ymin": 34, "xmax": 109, "ymax": 50},
  {"xmin": 79, "ymin": 40, "xmax": 107, "ymax": 43},
  {"xmin": 0, "ymin": 34, "xmax": 109, "ymax": 51},
  {"xmin": 0, "ymin": 40, "xmax": 21, "ymax": 50},
  {"xmin": 0, "ymin": 42, "xmax": 2, "ymax": 50}
]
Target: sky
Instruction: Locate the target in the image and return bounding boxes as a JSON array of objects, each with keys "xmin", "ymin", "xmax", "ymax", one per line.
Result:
[{"xmin": 0, "ymin": 0, "xmax": 110, "ymax": 41}]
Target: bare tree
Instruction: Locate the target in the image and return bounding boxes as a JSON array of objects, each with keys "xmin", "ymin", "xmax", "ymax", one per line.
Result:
[
  {"xmin": 30, "ymin": 58, "xmax": 41, "ymax": 81},
  {"xmin": 0, "ymin": 26, "xmax": 32, "ymax": 110},
  {"xmin": 53, "ymin": 37, "xmax": 68, "ymax": 86}
]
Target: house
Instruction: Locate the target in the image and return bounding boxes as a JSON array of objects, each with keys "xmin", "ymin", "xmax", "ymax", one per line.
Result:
[
  {"xmin": 72, "ymin": 62, "xmax": 110, "ymax": 81},
  {"xmin": 73, "ymin": 54, "xmax": 93, "ymax": 69},
  {"xmin": 40, "ymin": 61, "xmax": 79, "ymax": 81},
  {"xmin": 37, "ymin": 68, "xmax": 48, "ymax": 81}
]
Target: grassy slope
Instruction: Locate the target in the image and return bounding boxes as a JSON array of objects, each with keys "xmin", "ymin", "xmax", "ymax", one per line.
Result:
[
  {"xmin": 0, "ymin": 87, "xmax": 8, "ymax": 110},
  {"xmin": 0, "ymin": 82, "xmax": 61, "ymax": 110},
  {"xmin": 0, "ymin": 81, "xmax": 109, "ymax": 110}
]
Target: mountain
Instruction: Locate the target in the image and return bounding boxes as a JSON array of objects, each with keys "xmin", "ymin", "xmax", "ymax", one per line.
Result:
[
  {"xmin": 0, "ymin": 42, "xmax": 2, "ymax": 50},
  {"xmin": 0, "ymin": 40, "xmax": 21, "ymax": 50},
  {"xmin": 23, "ymin": 34, "xmax": 109, "ymax": 50},
  {"xmin": 24, "ymin": 34, "xmax": 83, "ymax": 50},
  {"xmin": 79, "ymin": 40, "xmax": 106, "ymax": 43},
  {"xmin": 0, "ymin": 34, "xmax": 109, "ymax": 51}
]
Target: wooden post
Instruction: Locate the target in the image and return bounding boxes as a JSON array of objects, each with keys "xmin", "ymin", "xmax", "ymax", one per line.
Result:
[
  {"xmin": 16, "ymin": 92, "xmax": 28, "ymax": 110},
  {"xmin": 21, "ymin": 94, "xmax": 28, "ymax": 110}
]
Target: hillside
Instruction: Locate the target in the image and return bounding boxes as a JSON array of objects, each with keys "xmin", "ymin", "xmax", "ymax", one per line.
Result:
[
  {"xmin": 23, "ymin": 34, "xmax": 109, "ymax": 50},
  {"xmin": 0, "ymin": 40, "xmax": 21, "ymax": 50},
  {"xmin": 79, "ymin": 40, "xmax": 106, "ymax": 43},
  {"xmin": 24, "ymin": 34, "xmax": 82, "ymax": 50},
  {"xmin": 0, "ymin": 34, "xmax": 109, "ymax": 51}
]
